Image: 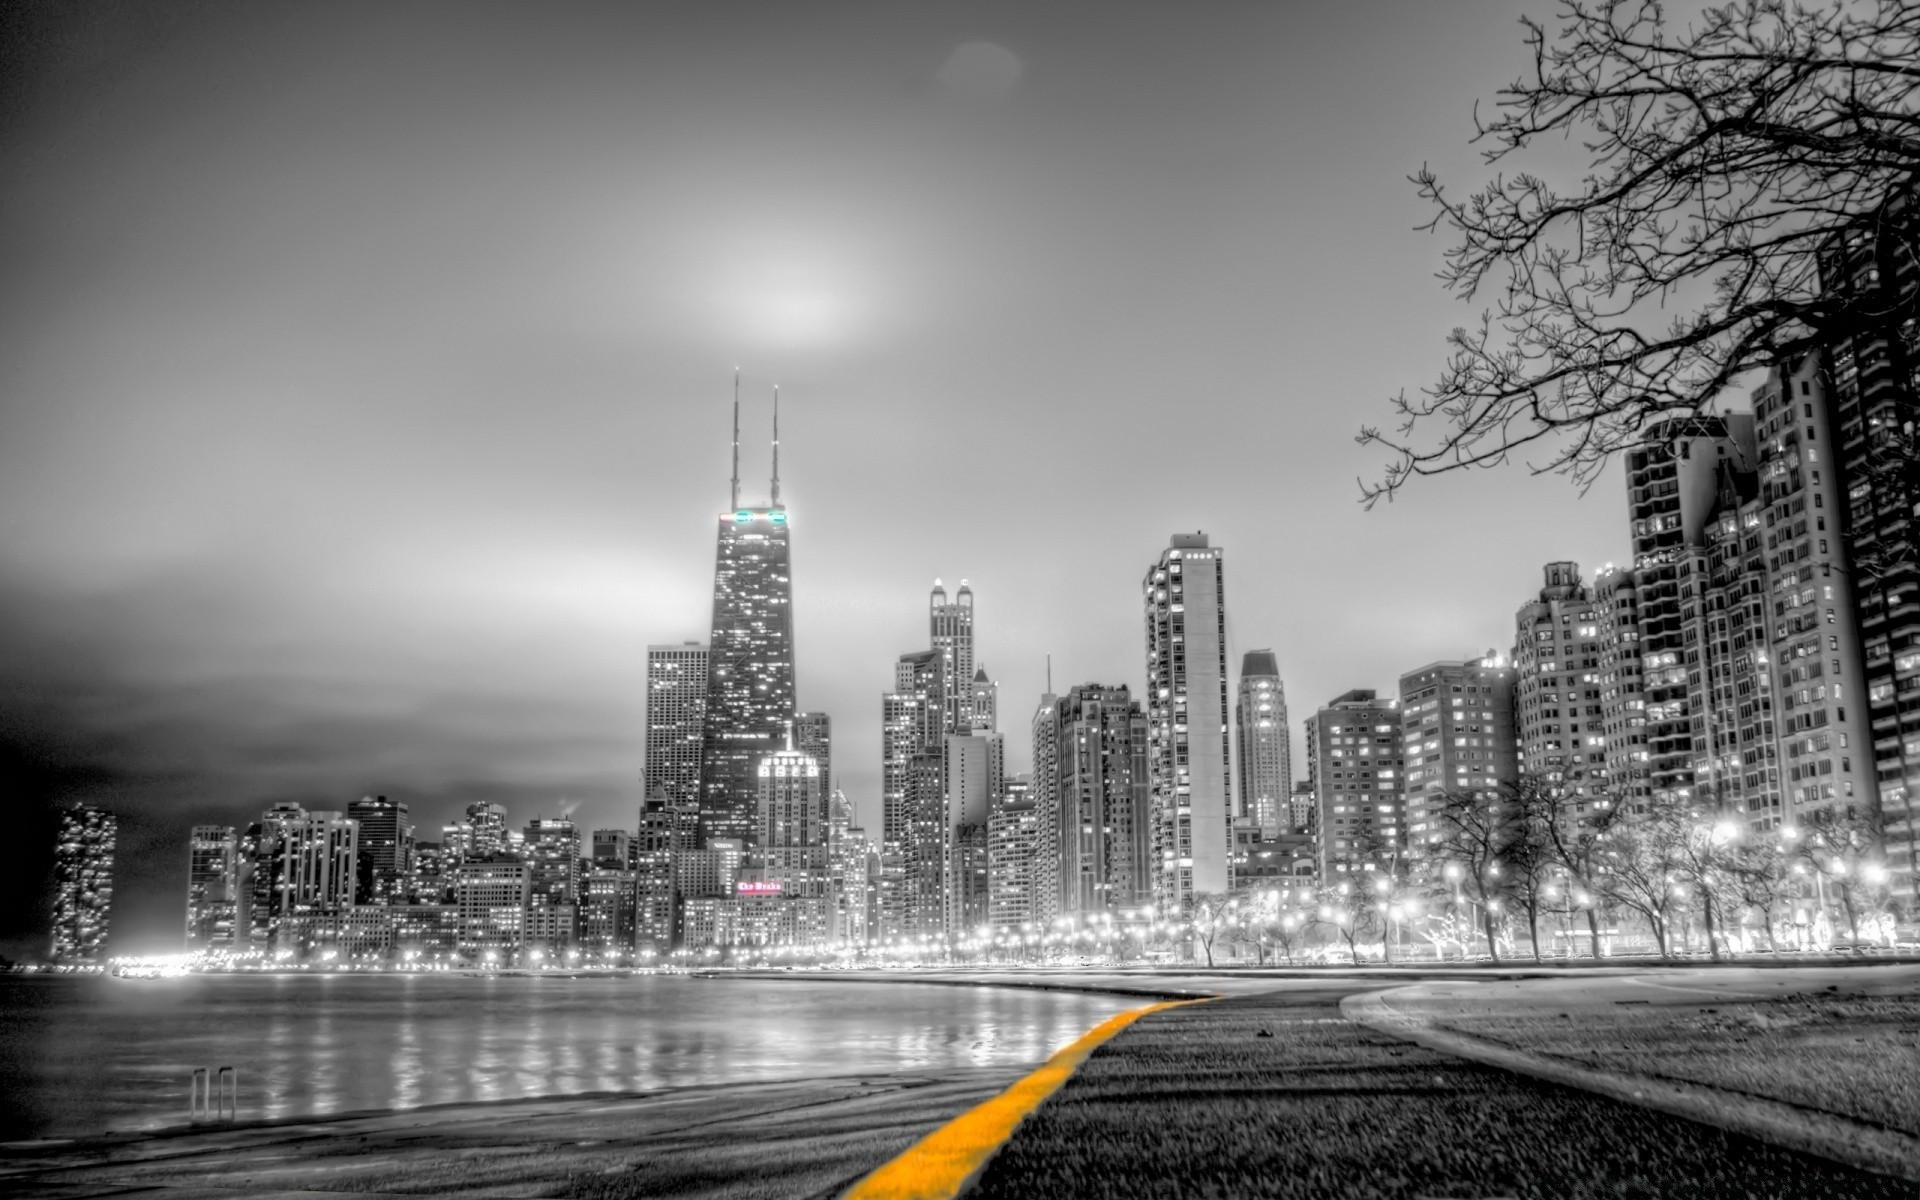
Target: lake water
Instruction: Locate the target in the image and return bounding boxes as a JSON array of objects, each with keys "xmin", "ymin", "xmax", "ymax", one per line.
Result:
[{"xmin": 0, "ymin": 973, "xmax": 1138, "ymax": 1140}]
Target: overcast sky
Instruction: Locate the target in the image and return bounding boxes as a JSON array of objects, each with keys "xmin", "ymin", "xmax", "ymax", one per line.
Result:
[{"xmin": 0, "ymin": 0, "xmax": 1641, "ymax": 955}]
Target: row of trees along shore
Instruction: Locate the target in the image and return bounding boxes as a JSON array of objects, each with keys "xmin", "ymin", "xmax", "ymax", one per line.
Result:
[{"xmin": 1192, "ymin": 778, "xmax": 1898, "ymax": 967}]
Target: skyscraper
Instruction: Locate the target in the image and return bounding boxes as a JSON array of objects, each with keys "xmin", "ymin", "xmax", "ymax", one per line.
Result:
[
  {"xmin": 1035, "ymin": 684, "xmax": 1151, "ymax": 917},
  {"xmin": 52, "ymin": 804, "xmax": 115, "ymax": 962},
  {"xmin": 646, "ymin": 641, "xmax": 709, "ymax": 808},
  {"xmin": 247, "ymin": 802, "xmax": 356, "ymax": 951},
  {"xmin": 930, "ymin": 580, "xmax": 976, "ymax": 732},
  {"xmin": 754, "ymin": 743, "xmax": 829, "ymax": 897},
  {"xmin": 1143, "ymin": 533, "xmax": 1233, "ymax": 911},
  {"xmin": 1306, "ymin": 690, "xmax": 1405, "ymax": 879},
  {"xmin": 882, "ymin": 647, "xmax": 947, "ymax": 937},
  {"xmin": 347, "ymin": 795, "xmax": 410, "ymax": 906},
  {"xmin": 698, "ymin": 400, "xmax": 797, "ymax": 847},
  {"xmin": 988, "ymin": 775, "xmax": 1039, "ymax": 931},
  {"xmin": 523, "ymin": 817, "xmax": 581, "ymax": 949},
  {"xmin": 186, "ymin": 825, "xmax": 240, "ymax": 950},
  {"xmin": 1235, "ymin": 650, "xmax": 1291, "ymax": 833}
]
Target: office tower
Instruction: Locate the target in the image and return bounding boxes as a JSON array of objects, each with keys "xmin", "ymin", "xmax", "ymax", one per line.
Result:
[
  {"xmin": 795, "ymin": 712, "xmax": 832, "ymax": 798},
  {"xmin": 943, "ymin": 733, "xmax": 998, "ymax": 934},
  {"xmin": 1512, "ymin": 563, "xmax": 1610, "ymax": 819},
  {"xmin": 1028, "ymin": 691, "xmax": 1062, "ymax": 926},
  {"xmin": 1235, "ymin": 651, "xmax": 1291, "ymax": 833},
  {"xmin": 699, "ymin": 401, "xmax": 797, "ymax": 847},
  {"xmin": 247, "ymin": 802, "xmax": 357, "ymax": 949},
  {"xmin": 988, "ymin": 775, "xmax": 1040, "ymax": 930},
  {"xmin": 455, "ymin": 801, "xmax": 509, "ymax": 860},
  {"xmin": 523, "ymin": 818, "xmax": 580, "ymax": 949},
  {"xmin": 828, "ymin": 790, "xmax": 871, "ymax": 943},
  {"xmin": 454, "ymin": 858, "xmax": 529, "ymax": 952},
  {"xmin": 1398, "ymin": 658, "xmax": 1518, "ymax": 854},
  {"xmin": 347, "ymin": 795, "xmax": 410, "ymax": 906},
  {"xmin": 634, "ymin": 797, "xmax": 681, "ymax": 954},
  {"xmin": 1035, "ymin": 684, "xmax": 1152, "ymax": 917},
  {"xmin": 579, "ymin": 865, "xmax": 636, "ymax": 958},
  {"xmin": 645, "ymin": 642, "xmax": 709, "ymax": 809},
  {"xmin": 52, "ymin": 805, "xmax": 115, "ymax": 962},
  {"xmin": 882, "ymin": 647, "xmax": 947, "ymax": 937},
  {"xmin": 409, "ymin": 840, "xmax": 449, "ymax": 904},
  {"xmin": 930, "ymin": 580, "xmax": 976, "ymax": 731},
  {"xmin": 1143, "ymin": 533, "xmax": 1233, "ymax": 911},
  {"xmin": 1306, "ymin": 690, "xmax": 1406, "ymax": 878},
  {"xmin": 591, "ymin": 828, "xmax": 633, "ymax": 868},
  {"xmin": 186, "ymin": 825, "xmax": 240, "ymax": 951}
]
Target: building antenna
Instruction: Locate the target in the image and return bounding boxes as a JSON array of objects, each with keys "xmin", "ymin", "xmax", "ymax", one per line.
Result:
[
  {"xmin": 771, "ymin": 384, "xmax": 781, "ymax": 506},
  {"xmin": 730, "ymin": 369, "xmax": 741, "ymax": 511}
]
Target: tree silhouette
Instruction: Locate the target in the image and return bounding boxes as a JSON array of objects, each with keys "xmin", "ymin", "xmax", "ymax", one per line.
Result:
[{"xmin": 1363, "ymin": 0, "xmax": 1920, "ymax": 502}]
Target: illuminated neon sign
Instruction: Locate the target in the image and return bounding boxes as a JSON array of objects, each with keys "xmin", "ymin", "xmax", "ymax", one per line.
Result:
[{"xmin": 735, "ymin": 880, "xmax": 783, "ymax": 896}]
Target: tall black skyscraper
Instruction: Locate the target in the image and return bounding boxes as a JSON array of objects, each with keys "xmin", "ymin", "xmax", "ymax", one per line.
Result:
[{"xmin": 698, "ymin": 392, "xmax": 797, "ymax": 846}]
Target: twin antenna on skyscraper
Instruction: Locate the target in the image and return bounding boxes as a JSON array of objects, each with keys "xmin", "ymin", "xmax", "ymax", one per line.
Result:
[{"xmin": 730, "ymin": 368, "xmax": 782, "ymax": 511}]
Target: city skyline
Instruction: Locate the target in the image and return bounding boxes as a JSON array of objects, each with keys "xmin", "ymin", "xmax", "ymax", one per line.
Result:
[{"xmin": 3, "ymin": 1, "xmax": 1637, "ymax": 956}]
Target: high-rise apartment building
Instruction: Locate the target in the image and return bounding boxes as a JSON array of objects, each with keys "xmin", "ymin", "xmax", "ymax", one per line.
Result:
[
  {"xmin": 827, "ymin": 790, "xmax": 872, "ymax": 944},
  {"xmin": 52, "ymin": 805, "xmax": 115, "ymax": 961},
  {"xmin": 988, "ymin": 775, "xmax": 1039, "ymax": 931},
  {"xmin": 1306, "ymin": 690, "xmax": 1405, "ymax": 877},
  {"xmin": 347, "ymin": 795, "xmax": 410, "ymax": 906},
  {"xmin": 591, "ymin": 829, "xmax": 632, "ymax": 868},
  {"xmin": 1143, "ymin": 533, "xmax": 1233, "ymax": 911},
  {"xmin": 755, "ymin": 744, "xmax": 828, "ymax": 896},
  {"xmin": 1814, "ymin": 213, "xmax": 1920, "ymax": 906},
  {"xmin": 1028, "ymin": 691, "xmax": 1062, "ymax": 927},
  {"xmin": 1036, "ymin": 684, "xmax": 1151, "ymax": 917},
  {"xmin": 634, "ymin": 797, "xmax": 681, "ymax": 954},
  {"xmin": 943, "ymin": 732, "xmax": 1000, "ymax": 934},
  {"xmin": 1612, "ymin": 417, "xmax": 1761, "ymax": 810},
  {"xmin": 882, "ymin": 647, "xmax": 947, "ymax": 938},
  {"xmin": 699, "ymin": 403, "xmax": 797, "ymax": 847},
  {"xmin": 247, "ymin": 802, "xmax": 357, "ymax": 950},
  {"xmin": 186, "ymin": 825, "xmax": 240, "ymax": 951},
  {"xmin": 579, "ymin": 865, "xmax": 636, "ymax": 957},
  {"xmin": 1398, "ymin": 659, "xmax": 1518, "ymax": 854},
  {"xmin": 1235, "ymin": 650, "xmax": 1291, "ymax": 833},
  {"xmin": 1513, "ymin": 564, "xmax": 1610, "ymax": 820},
  {"xmin": 646, "ymin": 642, "xmax": 709, "ymax": 809}
]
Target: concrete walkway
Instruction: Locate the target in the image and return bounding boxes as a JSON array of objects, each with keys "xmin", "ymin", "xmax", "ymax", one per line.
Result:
[{"xmin": 1343, "ymin": 963, "xmax": 1920, "ymax": 1183}]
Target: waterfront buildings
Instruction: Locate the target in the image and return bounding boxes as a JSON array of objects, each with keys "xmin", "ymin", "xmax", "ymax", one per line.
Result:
[
  {"xmin": 1819, "ymin": 212, "xmax": 1920, "ymax": 906},
  {"xmin": 1033, "ymin": 684, "xmax": 1151, "ymax": 918},
  {"xmin": 523, "ymin": 818, "xmax": 580, "ymax": 949},
  {"xmin": 248, "ymin": 802, "xmax": 357, "ymax": 950},
  {"xmin": 1235, "ymin": 650, "xmax": 1291, "ymax": 834},
  {"xmin": 1306, "ymin": 690, "xmax": 1405, "ymax": 877},
  {"xmin": 347, "ymin": 795, "xmax": 410, "ymax": 906},
  {"xmin": 645, "ymin": 641, "xmax": 709, "ymax": 809},
  {"xmin": 454, "ymin": 857, "xmax": 530, "ymax": 951},
  {"xmin": 52, "ymin": 804, "xmax": 115, "ymax": 962},
  {"xmin": 634, "ymin": 796, "xmax": 681, "ymax": 954},
  {"xmin": 1398, "ymin": 658, "xmax": 1518, "ymax": 853},
  {"xmin": 185, "ymin": 825, "xmax": 240, "ymax": 950},
  {"xmin": 988, "ymin": 775, "xmax": 1040, "ymax": 930},
  {"xmin": 697, "ymin": 407, "xmax": 797, "ymax": 847},
  {"xmin": 1513, "ymin": 563, "xmax": 1609, "ymax": 820},
  {"xmin": 1143, "ymin": 533, "xmax": 1233, "ymax": 911}
]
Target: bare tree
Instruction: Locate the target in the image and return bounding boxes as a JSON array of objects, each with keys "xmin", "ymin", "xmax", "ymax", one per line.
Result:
[
  {"xmin": 1666, "ymin": 815, "xmax": 1748, "ymax": 961},
  {"xmin": 1594, "ymin": 806, "xmax": 1688, "ymax": 956},
  {"xmin": 1189, "ymin": 891, "xmax": 1234, "ymax": 968},
  {"xmin": 1363, "ymin": 0, "xmax": 1920, "ymax": 502},
  {"xmin": 1518, "ymin": 777, "xmax": 1619, "ymax": 957},
  {"xmin": 1790, "ymin": 804, "xmax": 1892, "ymax": 945},
  {"xmin": 1732, "ymin": 837, "xmax": 1797, "ymax": 950},
  {"xmin": 1432, "ymin": 787, "xmax": 1522, "ymax": 961}
]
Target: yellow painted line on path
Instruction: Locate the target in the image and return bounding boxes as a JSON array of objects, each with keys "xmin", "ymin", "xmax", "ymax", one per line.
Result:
[{"xmin": 841, "ymin": 996, "xmax": 1210, "ymax": 1200}]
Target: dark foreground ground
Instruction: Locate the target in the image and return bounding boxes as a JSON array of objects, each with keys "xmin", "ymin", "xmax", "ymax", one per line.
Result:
[{"xmin": 970, "ymin": 983, "xmax": 1912, "ymax": 1200}]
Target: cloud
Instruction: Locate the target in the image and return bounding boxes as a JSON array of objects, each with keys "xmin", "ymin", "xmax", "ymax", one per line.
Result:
[{"xmin": 935, "ymin": 41, "xmax": 1024, "ymax": 103}]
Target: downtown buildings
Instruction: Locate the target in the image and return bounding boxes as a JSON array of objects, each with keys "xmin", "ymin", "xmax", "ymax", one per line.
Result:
[{"xmin": 52, "ymin": 805, "xmax": 116, "ymax": 962}]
